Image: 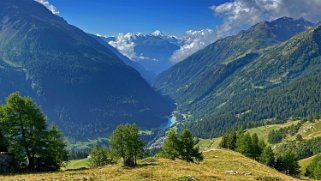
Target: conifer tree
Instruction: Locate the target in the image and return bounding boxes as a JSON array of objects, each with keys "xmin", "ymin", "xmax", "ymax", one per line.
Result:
[
  {"xmin": 260, "ymin": 146, "xmax": 275, "ymax": 167},
  {"xmin": 161, "ymin": 129, "xmax": 180, "ymax": 160}
]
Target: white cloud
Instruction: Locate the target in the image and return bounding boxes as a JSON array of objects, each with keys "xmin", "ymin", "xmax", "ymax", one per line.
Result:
[
  {"xmin": 170, "ymin": 29, "xmax": 217, "ymax": 62},
  {"xmin": 171, "ymin": 0, "xmax": 321, "ymax": 63},
  {"xmin": 210, "ymin": 0, "xmax": 321, "ymax": 36},
  {"xmin": 108, "ymin": 33, "xmax": 137, "ymax": 60},
  {"xmin": 35, "ymin": 0, "xmax": 60, "ymax": 15}
]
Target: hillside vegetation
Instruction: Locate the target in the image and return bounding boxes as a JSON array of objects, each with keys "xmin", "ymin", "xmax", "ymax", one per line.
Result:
[
  {"xmin": 155, "ymin": 17, "xmax": 321, "ymax": 139},
  {"xmin": 0, "ymin": 0, "xmax": 173, "ymax": 141},
  {"xmin": 0, "ymin": 150, "xmax": 298, "ymax": 181}
]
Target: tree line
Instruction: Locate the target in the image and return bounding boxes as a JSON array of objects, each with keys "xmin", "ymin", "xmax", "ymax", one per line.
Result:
[
  {"xmin": 89, "ymin": 126, "xmax": 203, "ymax": 167},
  {"xmin": 220, "ymin": 130, "xmax": 300, "ymax": 176}
]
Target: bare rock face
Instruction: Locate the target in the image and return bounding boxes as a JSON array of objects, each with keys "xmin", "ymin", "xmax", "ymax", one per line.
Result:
[{"xmin": 0, "ymin": 152, "xmax": 15, "ymax": 172}]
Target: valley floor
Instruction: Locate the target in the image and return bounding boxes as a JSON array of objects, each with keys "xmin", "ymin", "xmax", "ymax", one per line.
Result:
[{"xmin": 0, "ymin": 149, "xmax": 299, "ymax": 181}]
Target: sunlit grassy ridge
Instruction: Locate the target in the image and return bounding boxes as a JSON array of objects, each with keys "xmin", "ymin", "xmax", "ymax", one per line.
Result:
[
  {"xmin": 246, "ymin": 121, "xmax": 300, "ymax": 143},
  {"xmin": 197, "ymin": 119, "xmax": 321, "ymax": 152},
  {"xmin": 0, "ymin": 150, "xmax": 298, "ymax": 181},
  {"xmin": 63, "ymin": 158, "xmax": 90, "ymax": 170}
]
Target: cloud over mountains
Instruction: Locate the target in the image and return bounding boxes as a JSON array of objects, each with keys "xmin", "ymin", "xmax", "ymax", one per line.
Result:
[
  {"xmin": 35, "ymin": 0, "xmax": 60, "ymax": 15},
  {"xmin": 172, "ymin": 0, "xmax": 321, "ymax": 63}
]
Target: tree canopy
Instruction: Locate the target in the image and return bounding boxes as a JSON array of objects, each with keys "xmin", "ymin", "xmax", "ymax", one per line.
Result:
[
  {"xmin": 161, "ymin": 129, "xmax": 203, "ymax": 162},
  {"xmin": 109, "ymin": 124, "xmax": 144, "ymax": 167},
  {"xmin": 0, "ymin": 92, "xmax": 69, "ymax": 171}
]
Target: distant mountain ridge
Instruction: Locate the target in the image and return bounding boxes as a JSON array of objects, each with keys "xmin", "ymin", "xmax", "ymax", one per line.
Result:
[
  {"xmin": 104, "ymin": 31, "xmax": 181, "ymax": 78},
  {"xmin": 91, "ymin": 34, "xmax": 156, "ymax": 82},
  {"xmin": 0, "ymin": 0, "xmax": 174, "ymax": 140},
  {"xmin": 155, "ymin": 17, "xmax": 318, "ymax": 138}
]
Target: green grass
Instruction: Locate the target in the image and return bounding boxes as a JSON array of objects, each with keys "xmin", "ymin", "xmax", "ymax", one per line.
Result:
[
  {"xmin": 299, "ymin": 153, "xmax": 321, "ymax": 175},
  {"xmin": 63, "ymin": 158, "xmax": 91, "ymax": 170},
  {"xmin": 197, "ymin": 138, "xmax": 222, "ymax": 151},
  {"xmin": 67, "ymin": 137, "xmax": 108, "ymax": 150},
  {"xmin": 246, "ymin": 121, "xmax": 300, "ymax": 143},
  {"xmin": 197, "ymin": 120, "xmax": 301, "ymax": 151}
]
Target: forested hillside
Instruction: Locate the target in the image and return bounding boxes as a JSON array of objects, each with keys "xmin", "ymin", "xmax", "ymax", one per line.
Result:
[
  {"xmin": 0, "ymin": 0, "xmax": 173, "ymax": 140},
  {"xmin": 155, "ymin": 17, "xmax": 321, "ymax": 138}
]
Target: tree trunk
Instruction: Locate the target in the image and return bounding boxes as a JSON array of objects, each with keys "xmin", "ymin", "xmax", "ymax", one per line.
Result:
[{"xmin": 28, "ymin": 155, "xmax": 35, "ymax": 170}]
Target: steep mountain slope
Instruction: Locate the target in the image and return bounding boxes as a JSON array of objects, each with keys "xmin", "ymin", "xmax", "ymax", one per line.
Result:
[
  {"xmin": 154, "ymin": 17, "xmax": 318, "ymax": 138},
  {"xmin": 0, "ymin": 0, "xmax": 173, "ymax": 140},
  {"xmin": 155, "ymin": 17, "xmax": 313, "ymax": 104},
  {"xmin": 188, "ymin": 24, "xmax": 321, "ymax": 138},
  {"xmin": 106, "ymin": 31, "xmax": 181, "ymax": 77}
]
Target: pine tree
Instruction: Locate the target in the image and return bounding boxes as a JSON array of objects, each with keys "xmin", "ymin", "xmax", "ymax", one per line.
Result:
[
  {"xmin": 236, "ymin": 133, "xmax": 253, "ymax": 158},
  {"xmin": 178, "ymin": 129, "xmax": 203, "ymax": 162},
  {"xmin": 251, "ymin": 133, "xmax": 262, "ymax": 159},
  {"xmin": 42, "ymin": 123, "xmax": 69, "ymax": 169},
  {"xmin": 275, "ymin": 151, "xmax": 300, "ymax": 176},
  {"xmin": 260, "ymin": 146, "xmax": 275, "ymax": 167},
  {"xmin": 161, "ymin": 129, "xmax": 180, "ymax": 160}
]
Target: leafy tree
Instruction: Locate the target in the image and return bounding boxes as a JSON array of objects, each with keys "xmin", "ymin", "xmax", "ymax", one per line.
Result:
[
  {"xmin": 109, "ymin": 124, "xmax": 144, "ymax": 167},
  {"xmin": 0, "ymin": 92, "xmax": 69, "ymax": 170},
  {"xmin": 275, "ymin": 151, "xmax": 300, "ymax": 176},
  {"xmin": 161, "ymin": 129, "xmax": 180, "ymax": 160},
  {"xmin": 0, "ymin": 92, "xmax": 48, "ymax": 169},
  {"xmin": 260, "ymin": 146, "xmax": 275, "ymax": 167},
  {"xmin": 178, "ymin": 129, "xmax": 203, "ymax": 162},
  {"xmin": 89, "ymin": 144, "xmax": 112, "ymax": 167},
  {"xmin": 306, "ymin": 155, "xmax": 321, "ymax": 179}
]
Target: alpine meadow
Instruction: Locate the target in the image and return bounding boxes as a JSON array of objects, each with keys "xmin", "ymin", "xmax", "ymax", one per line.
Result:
[{"xmin": 2, "ymin": 0, "xmax": 321, "ymax": 180}]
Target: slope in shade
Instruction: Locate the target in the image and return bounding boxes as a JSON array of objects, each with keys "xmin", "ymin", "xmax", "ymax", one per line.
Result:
[{"xmin": 0, "ymin": 0, "xmax": 174, "ymax": 140}]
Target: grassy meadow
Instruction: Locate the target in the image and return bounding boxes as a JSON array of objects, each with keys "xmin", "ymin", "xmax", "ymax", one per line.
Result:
[{"xmin": 0, "ymin": 149, "xmax": 299, "ymax": 181}]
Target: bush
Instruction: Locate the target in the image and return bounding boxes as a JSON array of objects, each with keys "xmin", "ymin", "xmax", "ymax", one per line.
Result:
[{"xmin": 89, "ymin": 144, "xmax": 113, "ymax": 167}]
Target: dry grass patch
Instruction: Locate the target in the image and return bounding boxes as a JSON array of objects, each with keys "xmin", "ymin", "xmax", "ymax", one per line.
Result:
[{"xmin": 0, "ymin": 149, "xmax": 300, "ymax": 181}]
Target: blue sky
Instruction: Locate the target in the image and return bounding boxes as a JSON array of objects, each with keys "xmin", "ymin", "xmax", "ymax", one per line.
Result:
[
  {"xmin": 48, "ymin": 0, "xmax": 228, "ymax": 36},
  {"xmin": 39, "ymin": 0, "xmax": 321, "ymax": 62}
]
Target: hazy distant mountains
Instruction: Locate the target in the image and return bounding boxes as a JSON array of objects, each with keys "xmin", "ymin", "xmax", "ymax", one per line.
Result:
[
  {"xmin": 0, "ymin": 0, "xmax": 173, "ymax": 140},
  {"xmin": 99, "ymin": 31, "xmax": 181, "ymax": 80},
  {"xmin": 155, "ymin": 17, "xmax": 320, "ymax": 137}
]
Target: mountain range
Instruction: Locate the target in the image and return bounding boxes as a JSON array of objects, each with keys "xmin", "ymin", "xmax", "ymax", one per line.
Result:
[
  {"xmin": 0, "ymin": 0, "xmax": 173, "ymax": 141},
  {"xmin": 155, "ymin": 17, "xmax": 321, "ymax": 137},
  {"xmin": 103, "ymin": 31, "xmax": 181, "ymax": 80}
]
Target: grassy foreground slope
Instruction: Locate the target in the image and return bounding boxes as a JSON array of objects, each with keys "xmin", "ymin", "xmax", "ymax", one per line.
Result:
[{"xmin": 0, "ymin": 150, "xmax": 298, "ymax": 181}]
